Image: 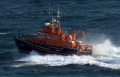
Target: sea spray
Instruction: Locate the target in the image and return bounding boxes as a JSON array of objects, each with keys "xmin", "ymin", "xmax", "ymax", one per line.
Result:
[{"xmin": 92, "ymin": 39, "xmax": 119, "ymax": 56}]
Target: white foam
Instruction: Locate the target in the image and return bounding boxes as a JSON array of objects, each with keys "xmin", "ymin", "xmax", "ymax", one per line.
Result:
[
  {"xmin": 93, "ymin": 39, "xmax": 119, "ymax": 56},
  {"xmin": 12, "ymin": 39, "xmax": 120, "ymax": 69},
  {"xmin": 0, "ymin": 33, "xmax": 7, "ymax": 35}
]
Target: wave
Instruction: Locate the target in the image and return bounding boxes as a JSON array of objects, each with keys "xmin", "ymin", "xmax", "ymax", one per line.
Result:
[
  {"xmin": 11, "ymin": 39, "xmax": 120, "ymax": 69},
  {"xmin": 93, "ymin": 39, "xmax": 120, "ymax": 56},
  {"xmin": 0, "ymin": 33, "xmax": 7, "ymax": 35}
]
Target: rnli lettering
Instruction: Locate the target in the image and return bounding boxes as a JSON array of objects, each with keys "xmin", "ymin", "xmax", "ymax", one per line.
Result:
[
  {"xmin": 37, "ymin": 32, "xmax": 58, "ymax": 40},
  {"xmin": 38, "ymin": 32, "xmax": 42, "ymax": 38},
  {"xmin": 38, "ymin": 32, "xmax": 48, "ymax": 38},
  {"xmin": 51, "ymin": 35, "xmax": 58, "ymax": 40}
]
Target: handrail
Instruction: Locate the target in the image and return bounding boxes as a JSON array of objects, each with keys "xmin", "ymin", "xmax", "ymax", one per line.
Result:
[
  {"xmin": 72, "ymin": 30, "xmax": 86, "ymax": 40},
  {"xmin": 56, "ymin": 47, "xmax": 65, "ymax": 51}
]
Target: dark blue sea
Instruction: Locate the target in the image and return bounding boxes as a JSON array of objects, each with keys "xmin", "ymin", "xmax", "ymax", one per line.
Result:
[{"xmin": 1, "ymin": 0, "xmax": 120, "ymax": 77}]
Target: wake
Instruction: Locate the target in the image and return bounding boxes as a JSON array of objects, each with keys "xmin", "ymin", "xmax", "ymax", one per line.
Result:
[{"xmin": 12, "ymin": 39, "xmax": 120, "ymax": 69}]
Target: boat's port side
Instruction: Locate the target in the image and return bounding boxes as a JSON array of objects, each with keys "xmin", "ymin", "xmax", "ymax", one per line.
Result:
[
  {"xmin": 14, "ymin": 37, "xmax": 92, "ymax": 56},
  {"xmin": 13, "ymin": 7, "xmax": 93, "ymax": 56}
]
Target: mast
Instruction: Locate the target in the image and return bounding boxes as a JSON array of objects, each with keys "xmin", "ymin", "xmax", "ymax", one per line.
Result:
[
  {"xmin": 49, "ymin": 2, "xmax": 51, "ymax": 17},
  {"xmin": 57, "ymin": 5, "xmax": 60, "ymax": 27},
  {"xmin": 49, "ymin": 2, "xmax": 54, "ymax": 24},
  {"xmin": 48, "ymin": 3, "xmax": 61, "ymax": 27}
]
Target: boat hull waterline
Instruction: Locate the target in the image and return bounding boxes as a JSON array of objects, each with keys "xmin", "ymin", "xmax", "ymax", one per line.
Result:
[{"xmin": 14, "ymin": 38, "xmax": 92, "ymax": 56}]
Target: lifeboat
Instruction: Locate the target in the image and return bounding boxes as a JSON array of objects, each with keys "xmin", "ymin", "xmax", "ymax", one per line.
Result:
[{"xmin": 14, "ymin": 9, "xmax": 93, "ymax": 56}]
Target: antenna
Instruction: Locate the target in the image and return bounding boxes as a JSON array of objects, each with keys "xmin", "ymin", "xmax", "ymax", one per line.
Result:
[
  {"xmin": 48, "ymin": 2, "xmax": 54, "ymax": 24},
  {"xmin": 49, "ymin": 2, "xmax": 53, "ymax": 20},
  {"xmin": 57, "ymin": 5, "xmax": 60, "ymax": 19},
  {"xmin": 48, "ymin": 3, "xmax": 61, "ymax": 27},
  {"xmin": 57, "ymin": 5, "xmax": 60, "ymax": 27},
  {"xmin": 49, "ymin": 2, "xmax": 51, "ymax": 16},
  {"xmin": 51, "ymin": 8, "xmax": 53, "ymax": 20},
  {"xmin": 51, "ymin": 8, "xmax": 54, "ymax": 24}
]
